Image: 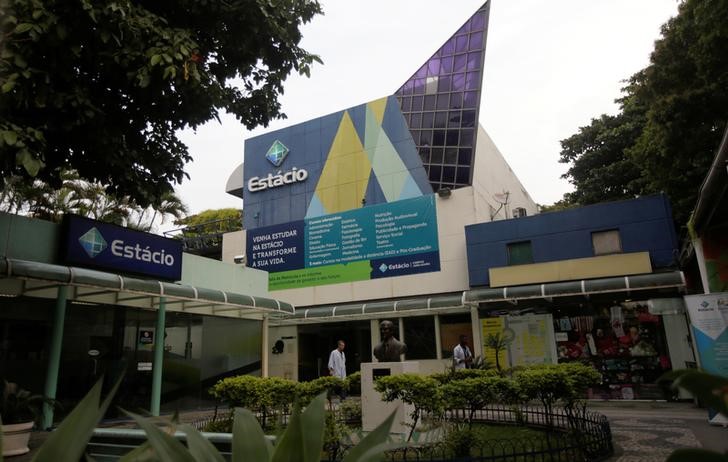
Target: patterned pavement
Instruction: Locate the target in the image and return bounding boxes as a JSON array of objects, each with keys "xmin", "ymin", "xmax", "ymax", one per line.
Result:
[{"xmin": 595, "ymin": 404, "xmax": 728, "ymax": 462}]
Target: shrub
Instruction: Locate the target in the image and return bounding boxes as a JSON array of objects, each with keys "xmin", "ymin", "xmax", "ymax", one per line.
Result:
[
  {"xmin": 374, "ymin": 373, "xmax": 443, "ymax": 442},
  {"xmin": 296, "ymin": 375, "xmax": 345, "ymax": 408},
  {"xmin": 442, "ymin": 376, "xmax": 522, "ymax": 427},
  {"xmin": 338, "ymin": 398, "xmax": 362, "ymax": 425},
  {"xmin": 209, "ymin": 375, "xmax": 297, "ymax": 428},
  {"xmin": 431, "ymin": 368, "xmax": 500, "ymax": 385},
  {"xmin": 345, "ymin": 371, "xmax": 361, "ymax": 395}
]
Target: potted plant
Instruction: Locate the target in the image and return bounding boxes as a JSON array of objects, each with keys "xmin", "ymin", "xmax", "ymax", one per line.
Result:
[{"xmin": 1, "ymin": 380, "xmax": 46, "ymax": 457}]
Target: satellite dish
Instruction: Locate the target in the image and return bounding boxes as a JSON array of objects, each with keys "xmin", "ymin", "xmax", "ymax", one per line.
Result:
[{"xmin": 493, "ymin": 191, "xmax": 510, "ymax": 204}]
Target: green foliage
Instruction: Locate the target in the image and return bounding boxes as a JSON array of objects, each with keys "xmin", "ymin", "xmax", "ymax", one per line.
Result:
[
  {"xmin": 375, "ymin": 373, "xmax": 442, "ymax": 442},
  {"xmin": 0, "ymin": 380, "xmax": 52, "ymax": 425},
  {"xmin": 345, "ymin": 371, "xmax": 362, "ymax": 395},
  {"xmin": 662, "ymin": 370, "xmax": 728, "ymax": 461},
  {"xmin": 0, "ymin": 0, "xmax": 323, "ymax": 206},
  {"xmin": 431, "ymin": 368, "xmax": 500, "ymax": 385},
  {"xmin": 0, "ymin": 170, "xmax": 187, "ymax": 230},
  {"xmin": 557, "ymin": 0, "xmax": 728, "ymax": 224},
  {"xmin": 442, "ymin": 376, "xmax": 519, "ymax": 427},
  {"xmin": 296, "ymin": 376, "xmax": 346, "ymax": 407},
  {"xmin": 210, "ymin": 375, "xmax": 297, "ymax": 428},
  {"xmin": 15, "ymin": 380, "xmax": 397, "ymax": 462},
  {"xmin": 338, "ymin": 399, "xmax": 362, "ymax": 425},
  {"xmin": 174, "ymin": 208, "xmax": 242, "ymax": 236},
  {"xmin": 484, "ymin": 332, "xmax": 513, "ymax": 371}
]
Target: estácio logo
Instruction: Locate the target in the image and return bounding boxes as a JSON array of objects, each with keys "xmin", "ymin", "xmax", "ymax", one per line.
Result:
[{"xmin": 78, "ymin": 227, "xmax": 175, "ymax": 266}]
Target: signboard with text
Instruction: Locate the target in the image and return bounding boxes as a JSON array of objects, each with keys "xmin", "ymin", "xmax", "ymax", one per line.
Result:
[
  {"xmin": 247, "ymin": 195, "xmax": 440, "ymax": 290},
  {"xmin": 63, "ymin": 215, "xmax": 183, "ymax": 281}
]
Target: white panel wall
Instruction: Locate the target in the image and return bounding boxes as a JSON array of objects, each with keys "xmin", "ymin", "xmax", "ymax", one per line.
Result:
[
  {"xmin": 221, "ymin": 127, "xmax": 538, "ymax": 308},
  {"xmin": 472, "ymin": 126, "xmax": 539, "ymax": 221}
]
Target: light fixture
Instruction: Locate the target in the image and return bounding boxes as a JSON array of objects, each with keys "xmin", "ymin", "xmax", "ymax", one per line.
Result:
[{"xmin": 437, "ymin": 187, "xmax": 452, "ymax": 198}]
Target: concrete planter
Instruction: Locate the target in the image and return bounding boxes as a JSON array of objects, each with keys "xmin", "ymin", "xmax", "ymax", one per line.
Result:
[{"xmin": 2, "ymin": 421, "xmax": 34, "ymax": 457}]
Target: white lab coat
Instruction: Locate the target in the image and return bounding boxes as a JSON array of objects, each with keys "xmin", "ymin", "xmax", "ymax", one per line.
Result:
[
  {"xmin": 453, "ymin": 344, "xmax": 472, "ymax": 369},
  {"xmin": 328, "ymin": 349, "xmax": 346, "ymax": 378}
]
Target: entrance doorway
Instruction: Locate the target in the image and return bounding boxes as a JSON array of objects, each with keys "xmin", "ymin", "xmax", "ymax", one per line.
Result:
[{"xmin": 297, "ymin": 321, "xmax": 371, "ymax": 381}]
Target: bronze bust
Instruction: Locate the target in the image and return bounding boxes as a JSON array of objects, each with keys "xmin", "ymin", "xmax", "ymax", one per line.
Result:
[{"xmin": 373, "ymin": 320, "xmax": 407, "ymax": 362}]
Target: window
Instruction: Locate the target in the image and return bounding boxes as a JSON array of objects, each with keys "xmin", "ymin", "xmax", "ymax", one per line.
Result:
[
  {"xmin": 507, "ymin": 241, "xmax": 533, "ymax": 265},
  {"xmin": 402, "ymin": 316, "xmax": 436, "ymax": 360},
  {"xmin": 439, "ymin": 314, "xmax": 472, "ymax": 359},
  {"xmin": 592, "ymin": 230, "xmax": 622, "ymax": 255}
]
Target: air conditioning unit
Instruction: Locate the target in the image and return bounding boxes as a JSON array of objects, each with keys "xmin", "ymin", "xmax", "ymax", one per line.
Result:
[{"xmin": 512, "ymin": 207, "xmax": 528, "ymax": 218}]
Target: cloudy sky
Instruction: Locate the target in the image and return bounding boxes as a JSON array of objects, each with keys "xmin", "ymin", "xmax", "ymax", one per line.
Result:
[{"xmin": 176, "ymin": 0, "xmax": 679, "ymax": 215}]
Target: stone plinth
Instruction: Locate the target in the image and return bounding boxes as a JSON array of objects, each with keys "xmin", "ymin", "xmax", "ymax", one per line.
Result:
[{"xmin": 360, "ymin": 361, "xmax": 419, "ymax": 434}]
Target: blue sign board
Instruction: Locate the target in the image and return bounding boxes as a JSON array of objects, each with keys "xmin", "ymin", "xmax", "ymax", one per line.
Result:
[
  {"xmin": 247, "ymin": 196, "xmax": 440, "ymax": 289},
  {"xmin": 63, "ymin": 215, "xmax": 183, "ymax": 281}
]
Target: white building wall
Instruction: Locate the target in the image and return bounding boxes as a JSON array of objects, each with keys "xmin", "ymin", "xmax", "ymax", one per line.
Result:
[
  {"xmin": 472, "ymin": 126, "xmax": 538, "ymax": 222},
  {"xmin": 222, "ymin": 128, "xmax": 537, "ymax": 308}
]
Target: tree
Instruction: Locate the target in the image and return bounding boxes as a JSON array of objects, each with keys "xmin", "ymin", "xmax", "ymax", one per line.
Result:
[
  {"xmin": 0, "ymin": 0, "xmax": 322, "ymax": 206},
  {"xmin": 0, "ymin": 170, "xmax": 188, "ymax": 230},
  {"xmin": 174, "ymin": 208, "xmax": 242, "ymax": 235},
  {"xmin": 558, "ymin": 94, "xmax": 647, "ymax": 207},
  {"xmin": 627, "ymin": 0, "xmax": 728, "ymax": 224},
  {"xmin": 374, "ymin": 374, "xmax": 442, "ymax": 443},
  {"xmin": 557, "ymin": 0, "xmax": 728, "ymax": 224}
]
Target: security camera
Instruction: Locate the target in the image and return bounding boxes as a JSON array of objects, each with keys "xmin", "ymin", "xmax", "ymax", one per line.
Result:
[{"xmin": 233, "ymin": 255, "xmax": 245, "ymax": 264}]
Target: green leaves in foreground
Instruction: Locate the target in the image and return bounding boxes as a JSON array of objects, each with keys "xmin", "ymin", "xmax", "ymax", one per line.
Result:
[
  {"xmin": 31, "ymin": 374, "xmax": 122, "ymax": 462},
  {"xmin": 662, "ymin": 370, "xmax": 728, "ymax": 462},
  {"xmin": 22, "ymin": 383, "xmax": 396, "ymax": 462}
]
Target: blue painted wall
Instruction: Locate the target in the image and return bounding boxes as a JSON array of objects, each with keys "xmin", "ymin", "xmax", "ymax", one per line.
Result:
[{"xmin": 465, "ymin": 194, "xmax": 678, "ymax": 287}]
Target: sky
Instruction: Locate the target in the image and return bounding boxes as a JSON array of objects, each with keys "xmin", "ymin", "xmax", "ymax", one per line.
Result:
[{"xmin": 176, "ymin": 0, "xmax": 680, "ymax": 215}]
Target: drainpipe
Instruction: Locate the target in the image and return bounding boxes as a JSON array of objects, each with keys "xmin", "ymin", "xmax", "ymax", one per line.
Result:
[
  {"xmin": 42, "ymin": 285, "xmax": 68, "ymax": 429},
  {"xmin": 151, "ymin": 297, "xmax": 166, "ymax": 416}
]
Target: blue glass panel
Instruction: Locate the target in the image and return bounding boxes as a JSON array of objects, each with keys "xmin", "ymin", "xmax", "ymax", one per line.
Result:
[
  {"xmin": 466, "ymin": 71, "xmax": 480, "ymax": 90},
  {"xmin": 434, "ymin": 111, "xmax": 448, "ymax": 128},
  {"xmin": 428, "ymin": 58, "xmax": 441, "ymax": 76},
  {"xmin": 436, "ymin": 94, "xmax": 449, "ymax": 110},
  {"xmin": 437, "ymin": 76, "xmax": 451, "ymax": 92},
  {"xmin": 469, "ymin": 32, "xmax": 484, "ymax": 50},
  {"xmin": 456, "ymin": 35, "xmax": 469, "ymax": 53},
  {"xmin": 467, "ymin": 52, "xmax": 482, "ymax": 70},
  {"xmin": 458, "ymin": 148, "xmax": 472, "ymax": 165},
  {"xmin": 446, "ymin": 129, "xmax": 459, "ymax": 145},
  {"xmin": 456, "ymin": 166, "xmax": 470, "ymax": 184},
  {"xmin": 432, "ymin": 130, "xmax": 445, "ymax": 146},
  {"xmin": 442, "ymin": 166, "xmax": 456, "ymax": 183},
  {"xmin": 462, "ymin": 110, "xmax": 476, "ymax": 127},
  {"xmin": 453, "ymin": 55, "xmax": 467, "ymax": 73},
  {"xmin": 463, "ymin": 91, "xmax": 478, "ymax": 108},
  {"xmin": 431, "ymin": 147, "xmax": 444, "ymax": 163},
  {"xmin": 450, "ymin": 92, "xmax": 463, "ymax": 110},
  {"xmin": 422, "ymin": 112, "xmax": 434, "ymax": 129},
  {"xmin": 460, "ymin": 129, "xmax": 474, "ymax": 147},
  {"xmin": 395, "ymin": 2, "xmax": 491, "ymax": 192},
  {"xmin": 451, "ymin": 72, "xmax": 465, "ymax": 91},
  {"xmin": 444, "ymin": 147, "xmax": 458, "ymax": 164},
  {"xmin": 440, "ymin": 56, "xmax": 453, "ymax": 73},
  {"xmin": 424, "ymin": 94, "xmax": 436, "ymax": 110},
  {"xmin": 412, "ymin": 95, "xmax": 424, "ymax": 111},
  {"xmin": 471, "ymin": 12, "xmax": 485, "ymax": 30}
]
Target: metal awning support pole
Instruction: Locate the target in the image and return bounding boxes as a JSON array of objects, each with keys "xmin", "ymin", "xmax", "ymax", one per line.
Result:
[
  {"xmin": 469, "ymin": 304, "xmax": 483, "ymax": 358},
  {"xmin": 261, "ymin": 315, "xmax": 269, "ymax": 378},
  {"xmin": 151, "ymin": 297, "xmax": 166, "ymax": 416},
  {"xmin": 43, "ymin": 285, "xmax": 68, "ymax": 429}
]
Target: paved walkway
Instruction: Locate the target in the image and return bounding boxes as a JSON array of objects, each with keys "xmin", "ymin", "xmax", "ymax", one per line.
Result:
[{"xmin": 590, "ymin": 401, "xmax": 728, "ymax": 461}]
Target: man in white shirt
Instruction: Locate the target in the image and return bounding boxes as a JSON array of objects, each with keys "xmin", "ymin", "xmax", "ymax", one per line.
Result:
[
  {"xmin": 453, "ymin": 335, "xmax": 473, "ymax": 369},
  {"xmin": 328, "ymin": 340, "xmax": 347, "ymax": 399}
]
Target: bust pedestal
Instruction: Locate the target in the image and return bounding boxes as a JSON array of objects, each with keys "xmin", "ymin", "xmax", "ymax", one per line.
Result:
[{"xmin": 360, "ymin": 361, "xmax": 419, "ymax": 434}]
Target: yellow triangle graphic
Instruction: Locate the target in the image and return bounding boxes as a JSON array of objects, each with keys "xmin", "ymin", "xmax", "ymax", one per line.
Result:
[
  {"xmin": 315, "ymin": 111, "xmax": 371, "ymax": 213},
  {"xmin": 368, "ymin": 97, "xmax": 388, "ymax": 125}
]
